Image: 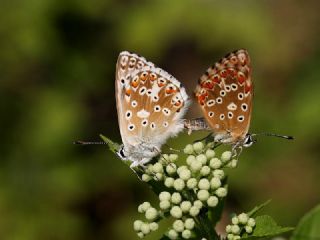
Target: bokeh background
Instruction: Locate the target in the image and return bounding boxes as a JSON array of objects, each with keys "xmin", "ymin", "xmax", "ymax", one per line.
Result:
[{"xmin": 1, "ymin": 0, "xmax": 320, "ymax": 239}]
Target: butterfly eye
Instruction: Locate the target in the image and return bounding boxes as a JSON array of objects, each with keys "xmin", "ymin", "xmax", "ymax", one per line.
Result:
[
  {"xmin": 141, "ymin": 119, "xmax": 148, "ymax": 127},
  {"xmin": 220, "ymin": 90, "xmax": 226, "ymax": 97},
  {"xmin": 125, "ymin": 110, "xmax": 132, "ymax": 120},
  {"xmin": 131, "ymin": 100, "xmax": 138, "ymax": 108},
  {"xmin": 231, "ymin": 83, "xmax": 238, "ymax": 91},
  {"xmin": 241, "ymin": 103, "xmax": 248, "ymax": 112},
  {"xmin": 216, "ymin": 97, "xmax": 223, "ymax": 104},
  {"xmin": 238, "ymin": 92, "xmax": 244, "ymax": 100},
  {"xmin": 206, "ymin": 100, "xmax": 215, "ymax": 107},
  {"xmin": 237, "ymin": 115, "xmax": 245, "ymax": 122},
  {"xmin": 128, "ymin": 123, "xmax": 135, "ymax": 131},
  {"xmin": 154, "ymin": 105, "xmax": 161, "ymax": 112}
]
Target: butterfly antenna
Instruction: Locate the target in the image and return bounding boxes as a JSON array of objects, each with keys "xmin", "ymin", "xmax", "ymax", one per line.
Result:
[
  {"xmin": 73, "ymin": 140, "xmax": 107, "ymax": 145},
  {"xmin": 252, "ymin": 133, "xmax": 294, "ymax": 140}
]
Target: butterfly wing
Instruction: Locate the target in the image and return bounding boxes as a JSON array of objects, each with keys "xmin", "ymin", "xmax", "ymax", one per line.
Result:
[
  {"xmin": 195, "ymin": 49, "xmax": 253, "ymax": 144},
  {"xmin": 115, "ymin": 51, "xmax": 190, "ymax": 156}
]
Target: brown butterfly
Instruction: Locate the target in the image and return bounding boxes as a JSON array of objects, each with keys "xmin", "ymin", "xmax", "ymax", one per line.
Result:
[{"xmin": 192, "ymin": 49, "xmax": 292, "ymax": 155}]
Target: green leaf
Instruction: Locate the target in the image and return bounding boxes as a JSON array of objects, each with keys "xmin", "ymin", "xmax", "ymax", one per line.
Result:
[
  {"xmin": 242, "ymin": 215, "xmax": 294, "ymax": 239},
  {"xmin": 247, "ymin": 199, "xmax": 272, "ymax": 217},
  {"xmin": 291, "ymin": 204, "xmax": 320, "ymax": 240},
  {"xmin": 99, "ymin": 134, "xmax": 121, "ymax": 153}
]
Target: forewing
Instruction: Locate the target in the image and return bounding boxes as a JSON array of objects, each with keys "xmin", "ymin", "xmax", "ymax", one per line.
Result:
[
  {"xmin": 116, "ymin": 51, "xmax": 190, "ymax": 148},
  {"xmin": 195, "ymin": 49, "xmax": 253, "ymax": 142}
]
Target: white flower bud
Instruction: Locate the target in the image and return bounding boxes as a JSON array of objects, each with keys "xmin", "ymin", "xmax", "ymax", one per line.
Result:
[
  {"xmin": 168, "ymin": 229, "xmax": 178, "ymax": 239},
  {"xmin": 173, "ymin": 219, "xmax": 184, "ymax": 232},
  {"xmin": 140, "ymin": 222, "xmax": 150, "ymax": 234},
  {"xmin": 209, "ymin": 158, "xmax": 222, "ymax": 169},
  {"xmin": 165, "ymin": 177, "xmax": 175, "ymax": 188},
  {"xmin": 193, "ymin": 141, "xmax": 204, "ymax": 153},
  {"xmin": 227, "ymin": 233, "xmax": 234, "ymax": 240},
  {"xmin": 186, "ymin": 155, "xmax": 196, "ymax": 165},
  {"xmin": 159, "ymin": 192, "xmax": 171, "ymax": 201},
  {"xmin": 215, "ymin": 187, "xmax": 228, "ymax": 197},
  {"xmin": 184, "ymin": 218, "xmax": 195, "ymax": 230},
  {"xmin": 205, "ymin": 149, "xmax": 215, "ymax": 159},
  {"xmin": 200, "ymin": 166, "xmax": 210, "ymax": 176},
  {"xmin": 196, "ymin": 154, "xmax": 207, "ymax": 165},
  {"xmin": 161, "ymin": 154, "xmax": 169, "ymax": 161},
  {"xmin": 138, "ymin": 202, "xmax": 151, "ymax": 213},
  {"xmin": 166, "ymin": 164, "xmax": 177, "ymax": 175},
  {"xmin": 245, "ymin": 225, "xmax": 253, "ymax": 233},
  {"xmin": 177, "ymin": 165, "xmax": 188, "ymax": 175},
  {"xmin": 210, "ymin": 177, "xmax": 221, "ymax": 189},
  {"xmin": 231, "ymin": 216, "xmax": 239, "ymax": 225},
  {"xmin": 180, "ymin": 201, "xmax": 192, "ymax": 213},
  {"xmin": 137, "ymin": 232, "xmax": 144, "ymax": 238},
  {"xmin": 197, "ymin": 189, "xmax": 210, "ymax": 201},
  {"xmin": 153, "ymin": 162, "xmax": 164, "ymax": 173},
  {"xmin": 189, "ymin": 206, "xmax": 200, "ymax": 216},
  {"xmin": 159, "ymin": 200, "xmax": 171, "ymax": 210},
  {"xmin": 183, "ymin": 144, "xmax": 194, "ymax": 155},
  {"xmin": 231, "ymin": 224, "xmax": 240, "ymax": 234},
  {"xmin": 221, "ymin": 151, "xmax": 232, "ymax": 162},
  {"xmin": 193, "ymin": 200, "xmax": 203, "ymax": 209},
  {"xmin": 133, "ymin": 220, "xmax": 143, "ymax": 231},
  {"xmin": 170, "ymin": 206, "xmax": 183, "ymax": 218},
  {"xmin": 169, "ymin": 154, "xmax": 179, "ymax": 162},
  {"xmin": 142, "ymin": 174, "xmax": 151, "ymax": 182},
  {"xmin": 155, "ymin": 173, "xmax": 163, "ymax": 180},
  {"xmin": 213, "ymin": 169, "xmax": 225, "ymax": 179},
  {"xmin": 174, "ymin": 178, "xmax": 185, "ymax": 191},
  {"xmin": 207, "ymin": 196, "xmax": 219, "ymax": 207},
  {"xmin": 198, "ymin": 178, "xmax": 210, "ymax": 190},
  {"xmin": 190, "ymin": 160, "xmax": 202, "ymax": 172},
  {"xmin": 149, "ymin": 222, "xmax": 159, "ymax": 231},
  {"xmin": 171, "ymin": 192, "xmax": 182, "ymax": 204},
  {"xmin": 227, "ymin": 159, "xmax": 238, "ymax": 168},
  {"xmin": 145, "ymin": 207, "xmax": 158, "ymax": 221},
  {"xmin": 247, "ymin": 218, "xmax": 256, "ymax": 227},
  {"xmin": 225, "ymin": 224, "xmax": 232, "ymax": 233},
  {"xmin": 182, "ymin": 229, "xmax": 192, "ymax": 239},
  {"xmin": 146, "ymin": 164, "xmax": 153, "ymax": 174},
  {"xmin": 233, "ymin": 236, "xmax": 241, "ymax": 240},
  {"xmin": 186, "ymin": 178, "xmax": 197, "ymax": 189},
  {"xmin": 179, "ymin": 169, "xmax": 191, "ymax": 181},
  {"xmin": 238, "ymin": 213, "xmax": 249, "ymax": 224}
]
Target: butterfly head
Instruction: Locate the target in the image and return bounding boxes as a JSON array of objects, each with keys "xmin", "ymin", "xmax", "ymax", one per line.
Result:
[
  {"xmin": 242, "ymin": 133, "xmax": 256, "ymax": 148},
  {"xmin": 116, "ymin": 145, "xmax": 127, "ymax": 160}
]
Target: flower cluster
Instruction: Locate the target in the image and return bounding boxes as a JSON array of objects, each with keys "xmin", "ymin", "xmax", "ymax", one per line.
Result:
[
  {"xmin": 133, "ymin": 141, "xmax": 238, "ymax": 239},
  {"xmin": 225, "ymin": 213, "xmax": 256, "ymax": 240}
]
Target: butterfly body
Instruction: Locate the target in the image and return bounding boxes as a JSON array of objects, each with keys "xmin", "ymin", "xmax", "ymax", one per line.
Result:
[
  {"xmin": 115, "ymin": 51, "xmax": 190, "ymax": 167},
  {"xmin": 195, "ymin": 49, "xmax": 253, "ymax": 149}
]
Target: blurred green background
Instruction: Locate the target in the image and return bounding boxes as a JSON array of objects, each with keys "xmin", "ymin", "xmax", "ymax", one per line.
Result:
[{"xmin": 1, "ymin": 0, "xmax": 320, "ymax": 239}]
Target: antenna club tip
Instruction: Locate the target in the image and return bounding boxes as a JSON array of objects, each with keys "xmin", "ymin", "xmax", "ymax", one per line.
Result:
[{"xmin": 287, "ymin": 136, "xmax": 294, "ymax": 140}]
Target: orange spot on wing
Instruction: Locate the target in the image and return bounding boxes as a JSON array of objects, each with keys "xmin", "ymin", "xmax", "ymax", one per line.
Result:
[
  {"xmin": 237, "ymin": 72, "xmax": 246, "ymax": 84},
  {"xmin": 201, "ymin": 81, "xmax": 214, "ymax": 89},
  {"xmin": 245, "ymin": 84, "xmax": 252, "ymax": 93},
  {"xmin": 220, "ymin": 70, "xmax": 227, "ymax": 78},
  {"xmin": 211, "ymin": 75, "xmax": 221, "ymax": 84},
  {"xmin": 125, "ymin": 88, "xmax": 131, "ymax": 96}
]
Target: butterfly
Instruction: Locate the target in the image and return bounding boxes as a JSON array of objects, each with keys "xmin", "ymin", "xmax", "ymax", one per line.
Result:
[
  {"xmin": 115, "ymin": 51, "xmax": 190, "ymax": 167},
  {"xmin": 194, "ymin": 49, "xmax": 292, "ymax": 155}
]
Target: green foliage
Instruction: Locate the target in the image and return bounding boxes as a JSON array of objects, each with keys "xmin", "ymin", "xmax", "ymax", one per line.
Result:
[
  {"xmin": 242, "ymin": 215, "xmax": 293, "ymax": 239},
  {"xmin": 291, "ymin": 204, "xmax": 320, "ymax": 240}
]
